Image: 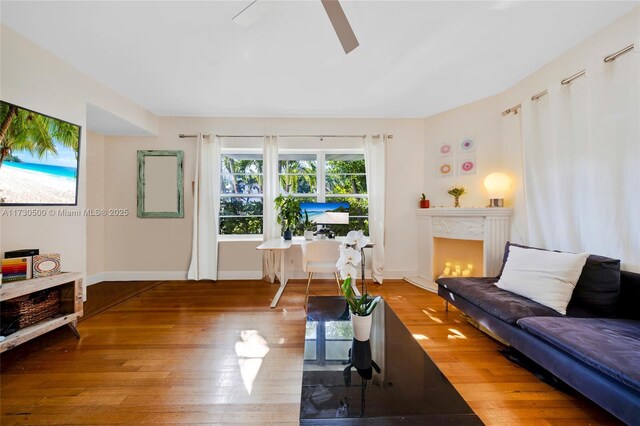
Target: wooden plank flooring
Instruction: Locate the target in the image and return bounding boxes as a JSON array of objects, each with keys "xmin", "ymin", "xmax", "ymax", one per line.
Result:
[
  {"xmin": 0, "ymin": 280, "xmax": 621, "ymax": 425},
  {"xmin": 80, "ymin": 281, "xmax": 165, "ymax": 320}
]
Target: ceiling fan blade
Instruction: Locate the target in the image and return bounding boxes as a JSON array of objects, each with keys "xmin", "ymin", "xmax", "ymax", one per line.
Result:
[
  {"xmin": 321, "ymin": 0, "xmax": 359, "ymax": 54},
  {"xmin": 232, "ymin": 0, "xmax": 270, "ymax": 30}
]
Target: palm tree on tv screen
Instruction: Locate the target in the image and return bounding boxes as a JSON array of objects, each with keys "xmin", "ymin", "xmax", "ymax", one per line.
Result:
[{"xmin": 0, "ymin": 102, "xmax": 79, "ymax": 168}]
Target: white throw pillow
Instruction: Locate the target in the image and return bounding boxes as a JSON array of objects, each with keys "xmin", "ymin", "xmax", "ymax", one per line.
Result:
[{"xmin": 495, "ymin": 246, "xmax": 589, "ymax": 314}]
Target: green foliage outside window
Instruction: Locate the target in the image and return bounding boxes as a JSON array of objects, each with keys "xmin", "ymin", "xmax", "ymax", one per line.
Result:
[
  {"xmin": 325, "ymin": 156, "xmax": 368, "ymax": 236},
  {"xmin": 325, "ymin": 157, "xmax": 367, "ymax": 195},
  {"xmin": 220, "ymin": 154, "xmax": 263, "ymax": 235},
  {"xmin": 220, "ymin": 153, "xmax": 369, "ymax": 236},
  {"xmin": 279, "ymin": 157, "xmax": 317, "ymax": 194}
]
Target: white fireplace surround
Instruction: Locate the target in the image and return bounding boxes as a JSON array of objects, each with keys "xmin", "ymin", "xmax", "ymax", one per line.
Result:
[{"xmin": 405, "ymin": 208, "xmax": 512, "ymax": 292}]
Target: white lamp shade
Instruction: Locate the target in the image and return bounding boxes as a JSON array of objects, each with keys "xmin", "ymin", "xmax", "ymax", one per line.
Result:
[{"xmin": 484, "ymin": 172, "xmax": 511, "ymax": 198}]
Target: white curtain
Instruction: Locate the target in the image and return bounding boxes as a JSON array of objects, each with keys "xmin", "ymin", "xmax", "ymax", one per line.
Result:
[
  {"xmin": 188, "ymin": 134, "xmax": 221, "ymax": 280},
  {"xmin": 521, "ymin": 44, "xmax": 640, "ymax": 272},
  {"xmin": 364, "ymin": 135, "xmax": 386, "ymax": 283},
  {"xmin": 262, "ymin": 135, "xmax": 281, "ymax": 282}
]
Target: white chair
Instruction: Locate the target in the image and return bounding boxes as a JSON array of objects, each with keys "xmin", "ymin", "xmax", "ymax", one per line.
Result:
[{"xmin": 301, "ymin": 240, "xmax": 343, "ymax": 308}]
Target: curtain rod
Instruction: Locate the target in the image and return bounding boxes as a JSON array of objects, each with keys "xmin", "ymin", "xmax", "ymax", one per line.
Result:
[
  {"xmin": 179, "ymin": 133, "xmax": 392, "ymax": 139},
  {"xmin": 501, "ymin": 42, "xmax": 635, "ymax": 116}
]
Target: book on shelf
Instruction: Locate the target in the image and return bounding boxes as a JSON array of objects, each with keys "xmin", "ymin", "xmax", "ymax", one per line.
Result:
[{"xmin": 1, "ymin": 257, "xmax": 33, "ymax": 282}]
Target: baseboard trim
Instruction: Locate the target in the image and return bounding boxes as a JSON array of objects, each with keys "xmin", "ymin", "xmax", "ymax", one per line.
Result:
[
  {"xmin": 87, "ymin": 270, "xmax": 263, "ymax": 285},
  {"xmin": 86, "ymin": 273, "xmax": 106, "ymax": 286},
  {"xmin": 86, "ymin": 269, "xmax": 413, "ymax": 285},
  {"xmin": 403, "ymin": 276, "xmax": 438, "ymax": 293},
  {"xmin": 385, "ymin": 270, "xmax": 417, "ymax": 280},
  {"xmin": 88, "ymin": 271, "xmax": 188, "ymax": 284},
  {"xmin": 217, "ymin": 270, "xmax": 263, "ymax": 280}
]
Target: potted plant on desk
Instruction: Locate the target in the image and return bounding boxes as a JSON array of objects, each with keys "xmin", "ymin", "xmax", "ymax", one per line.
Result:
[
  {"xmin": 275, "ymin": 194, "xmax": 302, "ymax": 240},
  {"xmin": 337, "ymin": 230, "xmax": 381, "ymax": 341},
  {"xmin": 302, "ymin": 210, "xmax": 314, "ymax": 240}
]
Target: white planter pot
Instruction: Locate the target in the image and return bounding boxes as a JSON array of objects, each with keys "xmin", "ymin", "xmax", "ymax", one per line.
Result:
[
  {"xmin": 351, "ymin": 314, "xmax": 372, "ymax": 342},
  {"xmin": 304, "ymin": 230, "xmax": 314, "ymax": 240}
]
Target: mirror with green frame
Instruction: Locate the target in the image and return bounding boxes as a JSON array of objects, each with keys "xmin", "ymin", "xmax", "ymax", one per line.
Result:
[{"xmin": 137, "ymin": 150, "xmax": 184, "ymax": 218}]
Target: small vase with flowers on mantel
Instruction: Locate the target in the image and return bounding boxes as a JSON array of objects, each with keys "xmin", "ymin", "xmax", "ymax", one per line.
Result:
[{"xmin": 447, "ymin": 185, "xmax": 466, "ymax": 208}]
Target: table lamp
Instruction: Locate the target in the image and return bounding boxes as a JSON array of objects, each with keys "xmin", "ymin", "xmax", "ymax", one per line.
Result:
[{"xmin": 483, "ymin": 172, "xmax": 511, "ymax": 207}]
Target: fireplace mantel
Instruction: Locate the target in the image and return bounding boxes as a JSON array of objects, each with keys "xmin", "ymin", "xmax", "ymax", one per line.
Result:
[{"xmin": 405, "ymin": 208, "xmax": 512, "ymax": 292}]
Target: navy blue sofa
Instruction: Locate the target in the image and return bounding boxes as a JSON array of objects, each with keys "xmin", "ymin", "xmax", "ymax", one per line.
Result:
[{"xmin": 437, "ymin": 244, "xmax": 640, "ymax": 425}]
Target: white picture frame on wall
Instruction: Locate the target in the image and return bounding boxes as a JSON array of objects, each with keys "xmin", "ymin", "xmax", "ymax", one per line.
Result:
[
  {"xmin": 459, "ymin": 156, "xmax": 477, "ymax": 175},
  {"xmin": 438, "ymin": 160, "xmax": 455, "ymax": 178},
  {"xmin": 459, "ymin": 136, "xmax": 476, "ymax": 154},
  {"xmin": 438, "ymin": 142, "xmax": 454, "ymax": 157}
]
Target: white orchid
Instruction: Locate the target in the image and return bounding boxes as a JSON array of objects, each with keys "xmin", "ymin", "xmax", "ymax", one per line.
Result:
[
  {"xmin": 337, "ymin": 245, "xmax": 358, "ymax": 288},
  {"xmin": 337, "ymin": 246, "xmax": 362, "ymax": 268},
  {"xmin": 336, "ymin": 246, "xmax": 361, "ymax": 279},
  {"xmin": 336, "ymin": 230, "xmax": 367, "ymax": 280},
  {"xmin": 344, "ymin": 230, "xmax": 368, "ymax": 251},
  {"xmin": 339, "ymin": 263, "xmax": 358, "ymax": 280},
  {"xmin": 336, "ymin": 229, "xmax": 381, "ymax": 317}
]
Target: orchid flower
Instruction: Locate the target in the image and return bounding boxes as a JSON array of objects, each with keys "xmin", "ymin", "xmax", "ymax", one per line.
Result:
[
  {"xmin": 344, "ymin": 230, "xmax": 368, "ymax": 251},
  {"xmin": 339, "ymin": 263, "xmax": 358, "ymax": 280},
  {"xmin": 337, "ymin": 247, "xmax": 361, "ymax": 269},
  {"xmin": 335, "ymin": 229, "xmax": 381, "ymax": 316}
]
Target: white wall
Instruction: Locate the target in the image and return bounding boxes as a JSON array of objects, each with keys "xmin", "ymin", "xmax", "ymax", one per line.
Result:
[
  {"xmin": 0, "ymin": 25, "xmax": 158, "ymax": 277},
  {"xmin": 423, "ymin": 95, "xmax": 504, "ymax": 208},
  {"xmin": 101, "ymin": 117, "xmax": 425, "ymax": 281},
  {"xmin": 423, "ymin": 6, "xmax": 639, "ymax": 252},
  {"xmin": 86, "ymin": 131, "xmax": 106, "ymax": 280}
]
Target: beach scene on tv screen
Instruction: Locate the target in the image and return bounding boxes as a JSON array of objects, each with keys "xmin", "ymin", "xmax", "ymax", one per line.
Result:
[
  {"xmin": 300, "ymin": 202, "xmax": 349, "ymax": 224},
  {"xmin": 0, "ymin": 102, "xmax": 80, "ymax": 205}
]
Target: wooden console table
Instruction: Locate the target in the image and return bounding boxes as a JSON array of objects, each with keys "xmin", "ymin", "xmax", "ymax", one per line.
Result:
[{"xmin": 0, "ymin": 272, "xmax": 83, "ymax": 353}]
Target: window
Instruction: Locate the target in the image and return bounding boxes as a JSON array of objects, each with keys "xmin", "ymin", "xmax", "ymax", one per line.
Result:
[
  {"xmin": 278, "ymin": 151, "xmax": 369, "ymax": 236},
  {"xmin": 304, "ymin": 320, "xmax": 353, "ymax": 364},
  {"xmin": 324, "ymin": 153, "xmax": 368, "ymax": 236},
  {"xmin": 219, "ymin": 152, "xmax": 263, "ymax": 235},
  {"xmin": 279, "ymin": 153, "xmax": 317, "ymax": 196}
]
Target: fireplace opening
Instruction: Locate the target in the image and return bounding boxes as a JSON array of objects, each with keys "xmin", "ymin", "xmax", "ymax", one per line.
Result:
[{"xmin": 433, "ymin": 237, "xmax": 484, "ymax": 280}]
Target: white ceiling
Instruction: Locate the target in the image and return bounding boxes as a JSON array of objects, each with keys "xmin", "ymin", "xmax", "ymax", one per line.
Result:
[{"xmin": 1, "ymin": 1, "xmax": 637, "ymax": 118}]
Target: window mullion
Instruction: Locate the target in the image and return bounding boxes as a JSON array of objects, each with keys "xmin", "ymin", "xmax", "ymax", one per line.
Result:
[{"xmin": 318, "ymin": 152, "xmax": 326, "ymax": 203}]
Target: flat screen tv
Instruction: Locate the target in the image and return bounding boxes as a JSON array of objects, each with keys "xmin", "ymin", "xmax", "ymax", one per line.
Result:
[
  {"xmin": 0, "ymin": 101, "xmax": 81, "ymax": 206},
  {"xmin": 300, "ymin": 201, "xmax": 350, "ymax": 225}
]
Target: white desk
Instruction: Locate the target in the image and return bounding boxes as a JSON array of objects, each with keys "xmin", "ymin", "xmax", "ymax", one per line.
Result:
[
  {"xmin": 257, "ymin": 237, "xmax": 370, "ymax": 308},
  {"xmin": 256, "ymin": 238, "xmax": 292, "ymax": 308}
]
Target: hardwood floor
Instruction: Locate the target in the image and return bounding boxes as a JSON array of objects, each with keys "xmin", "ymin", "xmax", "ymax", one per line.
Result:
[
  {"xmin": 1, "ymin": 280, "xmax": 621, "ymax": 425},
  {"xmin": 81, "ymin": 280, "xmax": 165, "ymax": 320}
]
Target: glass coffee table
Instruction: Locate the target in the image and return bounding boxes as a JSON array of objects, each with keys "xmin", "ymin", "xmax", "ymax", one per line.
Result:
[{"xmin": 300, "ymin": 296, "xmax": 483, "ymax": 425}]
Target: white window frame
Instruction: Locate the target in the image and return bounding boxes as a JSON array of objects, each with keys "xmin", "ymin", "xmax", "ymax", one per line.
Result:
[
  {"xmin": 219, "ymin": 149, "xmax": 264, "ymax": 237},
  {"xmin": 278, "ymin": 149, "xmax": 369, "ymax": 233}
]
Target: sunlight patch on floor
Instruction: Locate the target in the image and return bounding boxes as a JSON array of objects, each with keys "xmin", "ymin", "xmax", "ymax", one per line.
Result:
[
  {"xmin": 447, "ymin": 328, "xmax": 467, "ymax": 340},
  {"xmin": 235, "ymin": 330, "xmax": 270, "ymax": 395},
  {"xmin": 422, "ymin": 309, "xmax": 443, "ymax": 324},
  {"xmin": 412, "ymin": 333, "xmax": 429, "ymax": 340}
]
